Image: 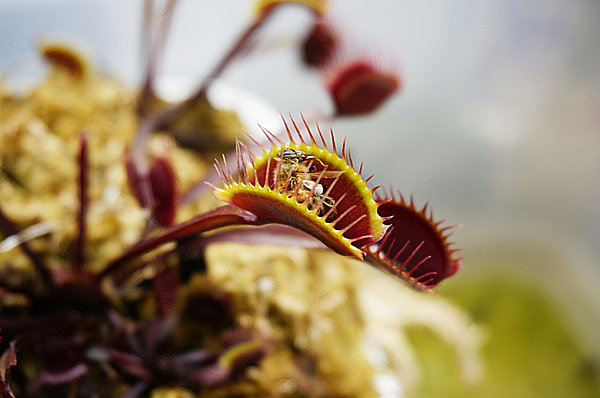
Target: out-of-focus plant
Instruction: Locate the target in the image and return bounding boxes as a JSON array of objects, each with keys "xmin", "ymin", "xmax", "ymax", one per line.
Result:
[{"xmin": 0, "ymin": 1, "xmax": 462, "ymax": 396}]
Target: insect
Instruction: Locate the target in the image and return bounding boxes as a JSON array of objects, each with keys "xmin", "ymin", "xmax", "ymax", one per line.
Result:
[{"xmin": 274, "ymin": 148, "xmax": 340, "ymax": 216}]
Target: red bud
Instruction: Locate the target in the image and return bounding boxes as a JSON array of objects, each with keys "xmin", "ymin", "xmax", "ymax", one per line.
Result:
[
  {"xmin": 149, "ymin": 157, "xmax": 178, "ymax": 226},
  {"xmin": 302, "ymin": 20, "xmax": 337, "ymax": 68}
]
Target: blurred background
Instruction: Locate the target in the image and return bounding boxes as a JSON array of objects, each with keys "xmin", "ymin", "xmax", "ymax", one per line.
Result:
[{"xmin": 1, "ymin": 0, "xmax": 599, "ymax": 397}]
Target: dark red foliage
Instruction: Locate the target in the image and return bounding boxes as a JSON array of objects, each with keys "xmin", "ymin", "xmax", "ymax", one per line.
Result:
[
  {"xmin": 149, "ymin": 157, "xmax": 178, "ymax": 226},
  {"xmin": 125, "ymin": 155, "xmax": 178, "ymax": 226},
  {"xmin": 36, "ymin": 362, "xmax": 88, "ymax": 387},
  {"xmin": 184, "ymin": 292, "xmax": 231, "ymax": 325},
  {"xmin": 185, "ymin": 363, "xmax": 229, "ymax": 386},
  {"xmin": 125, "ymin": 155, "xmax": 150, "ymax": 208},
  {"xmin": 327, "ymin": 61, "xmax": 400, "ymax": 116},
  {"xmin": 375, "ymin": 197, "xmax": 461, "ymax": 287},
  {"xmin": 184, "ymin": 332, "xmax": 268, "ymax": 387},
  {"xmin": 153, "ymin": 265, "xmax": 179, "ymax": 319},
  {"xmin": 52, "ymin": 268, "xmax": 109, "ymax": 311},
  {"xmin": 302, "ymin": 20, "xmax": 337, "ymax": 68},
  {"xmin": 99, "ymin": 205, "xmax": 258, "ymax": 279},
  {"xmin": 0, "ymin": 136, "xmax": 269, "ymax": 395},
  {"xmin": 75, "ymin": 133, "xmax": 89, "ymax": 270},
  {"xmin": 0, "ymin": 337, "xmax": 17, "ymax": 398},
  {"xmin": 228, "ymin": 344, "xmax": 267, "ymax": 379}
]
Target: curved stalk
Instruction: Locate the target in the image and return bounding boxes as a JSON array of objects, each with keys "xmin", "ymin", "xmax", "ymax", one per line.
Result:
[
  {"xmin": 131, "ymin": 11, "xmax": 274, "ymax": 164},
  {"xmin": 97, "ymin": 205, "xmax": 258, "ymax": 280}
]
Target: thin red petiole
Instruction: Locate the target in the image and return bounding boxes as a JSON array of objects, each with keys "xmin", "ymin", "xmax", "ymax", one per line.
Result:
[{"xmin": 74, "ymin": 133, "xmax": 89, "ymax": 270}]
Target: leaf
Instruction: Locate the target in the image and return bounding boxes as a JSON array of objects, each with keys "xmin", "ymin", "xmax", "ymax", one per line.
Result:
[
  {"xmin": 149, "ymin": 157, "xmax": 178, "ymax": 226},
  {"xmin": 0, "ymin": 338, "xmax": 17, "ymax": 398},
  {"xmin": 366, "ymin": 190, "xmax": 462, "ymax": 291},
  {"xmin": 37, "ymin": 362, "xmax": 88, "ymax": 386},
  {"xmin": 153, "ymin": 263, "xmax": 179, "ymax": 320},
  {"xmin": 213, "ymin": 116, "xmax": 386, "ymax": 259},
  {"xmin": 98, "ymin": 205, "xmax": 257, "ymax": 279},
  {"xmin": 179, "ymin": 224, "xmax": 327, "ymax": 250},
  {"xmin": 326, "ymin": 60, "xmax": 400, "ymax": 116}
]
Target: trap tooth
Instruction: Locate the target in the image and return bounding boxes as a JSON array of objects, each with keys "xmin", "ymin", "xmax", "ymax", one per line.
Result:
[
  {"xmin": 213, "ymin": 116, "xmax": 385, "ymax": 259},
  {"xmin": 366, "ymin": 190, "xmax": 462, "ymax": 291}
]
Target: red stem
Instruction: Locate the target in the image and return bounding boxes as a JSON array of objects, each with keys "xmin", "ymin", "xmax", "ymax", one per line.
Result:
[
  {"xmin": 97, "ymin": 205, "xmax": 257, "ymax": 280},
  {"xmin": 132, "ymin": 11, "xmax": 272, "ymax": 159},
  {"xmin": 74, "ymin": 133, "xmax": 89, "ymax": 270},
  {"xmin": 136, "ymin": 0, "xmax": 178, "ymax": 116}
]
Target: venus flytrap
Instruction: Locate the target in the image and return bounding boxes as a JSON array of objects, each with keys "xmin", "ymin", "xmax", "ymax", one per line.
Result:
[
  {"xmin": 212, "ymin": 116, "xmax": 387, "ymax": 259},
  {"xmin": 0, "ymin": 1, "xmax": 463, "ymax": 395},
  {"xmin": 368, "ymin": 189, "xmax": 462, "ymax": 292}
]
